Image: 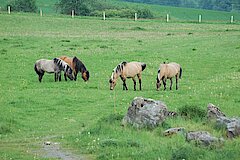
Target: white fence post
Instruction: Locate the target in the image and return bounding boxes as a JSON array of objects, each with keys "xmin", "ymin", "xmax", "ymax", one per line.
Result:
[
  {"xmin": 134, "ymin": 13, "xmax": 137, "ymax": 21},
  {"xmin": 71, "ymin": 10, "xmax": 74, "ymax": 18},
  {"xmin": 40, "ymin": 9, "xmax": 43, "ymax": 17},
  {"xmin": 166, "ymin": 14, "xmax": 169, "ymax": 22},
  {"xmin": 103, "ymin": 11, "xmax": 106, "ymax": 20},
  {"xmin": 8, "ymin": 6, "xmax": 10, "ymax": 14},
  {"xmin": 198, "ymin": 14, "xmax": 202, "ymax": 23},
  {"xmin": 230, "ymin": 16, "xmax": 234, "ymax": 23}
]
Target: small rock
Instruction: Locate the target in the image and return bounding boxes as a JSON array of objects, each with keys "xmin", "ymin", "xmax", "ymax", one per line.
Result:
[
  {"xmin": 44, "ymin": 141, "xmax": 51, "ymax": 145},
  {"xmin": 164, "ymin": 127, "xmax": 185, "ymax": 136}
]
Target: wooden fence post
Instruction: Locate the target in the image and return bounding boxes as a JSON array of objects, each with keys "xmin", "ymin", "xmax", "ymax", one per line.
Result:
[
  {"xmin": 71, "ymin": 10, "xmax": 74, "ymax": 18},
  {"xmin": 230, "ymin": 16, "xmax": 234, "ymax": 23},
  {"xmin": 134, "ymin": 13, "xmax": 137, "ymax": 21},
  {"xmin": 198, "ymin": 14, "xmax": 202, "ymax": 23},
  {"xmin": 166, "ymin": 14, "xmax": 169, "ymax": 22},
  {"xmin": 103, "ymin": 11, "xmax": 106, "ymax": 20},
  {"xmin": 40, "ymin": 9, "xmax": 43, "ymax": 17},
  {"xmin": 8, "ymin": 6, "xmax": 10, "ymax": 14}
]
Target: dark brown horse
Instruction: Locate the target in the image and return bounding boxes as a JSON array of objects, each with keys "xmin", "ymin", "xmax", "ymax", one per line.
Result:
[{"xmin": 59, "ymin": 56, "xmax": 89, "ymax": 81}]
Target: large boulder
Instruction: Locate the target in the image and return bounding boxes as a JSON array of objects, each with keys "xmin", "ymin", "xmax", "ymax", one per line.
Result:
[{"xmin": 122, "ymin": 97, "xmax": 169, "ymax": 129}]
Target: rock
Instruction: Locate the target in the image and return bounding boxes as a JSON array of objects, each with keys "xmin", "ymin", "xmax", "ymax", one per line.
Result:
[
  {"xmin": 186, "ymin": 131, "xmax": 224, "ymax": 146},
  {"xmin": 207, "ymin": 103, "xmax": 226, "ymax": 120},
  {"xmin": 122, "ymin": 97, "xmax": 168, "ymax": 129},
  {"xmin": 207, "ymin": 103, "xmax": 240, "ymax": 139},
  {"xmin": 217, "ymin": 117, "xmax": 240, "ymax": 139},
  {"xmin": 164, "ymin": 127, "xmax": 185, "ymax": 136}
]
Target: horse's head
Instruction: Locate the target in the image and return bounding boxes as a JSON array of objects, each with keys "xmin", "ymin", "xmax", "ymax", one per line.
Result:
[
  {"xmin": 156, "ymin": 69, "xmax": 161, "ymax": 90},
  {"xmin": 82, "ymin": 70, "xmax": 89, "ymax": 81},
  {"xmin": 109, "ymin": 78, "xmax": 117, "ymax": 90},
  {"xmin": 66, "ymin": 67, "xmax": 74, "ymax": 80}
]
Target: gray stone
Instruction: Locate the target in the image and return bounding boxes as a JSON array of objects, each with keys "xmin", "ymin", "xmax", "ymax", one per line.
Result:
[
  {"xmin": 186, "ymin": 131, "xmax": 224, "ymax": 146},
  {"xmin": 164, "ymin": 127, "xmax": 185, "ymax": 136},
  {"xmin": 122, "ymin": 97, "xmax": 168, "ymax": 128},
  {"xmin": 207, "ymin": 103, "xmax": 240, "ymax": 138},
  {"xmin": 207, "ymin": 103, "xmax": 226, "ymax": 120}
]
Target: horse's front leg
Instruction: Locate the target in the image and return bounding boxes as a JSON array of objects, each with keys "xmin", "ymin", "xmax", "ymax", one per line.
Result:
[
  {"xmin": 55, "ymin": 73, "xmax": 57, "ymax": 82},
  {"xmin": 121, "ymin": 76, "xmax": 128, "ymax": 90},
  {"xmin": 58, "ymin": 72, "xmax": 61, "ymax": 81},
  {"xmin": 64, "ymin": 72, "xmax": 67, "ymax": 81},
  {"xmin": 170, "ymin": 78, "xmax": 173, "ymax": 90},
  {"xmin": 163, "ymin": 78, "xmax": 167, "ymax": 90}
]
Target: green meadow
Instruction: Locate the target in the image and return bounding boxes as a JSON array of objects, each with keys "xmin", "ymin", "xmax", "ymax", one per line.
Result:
[{"xmin": 0, "ymin": 10, "xmax": 240, "ymax": 160}]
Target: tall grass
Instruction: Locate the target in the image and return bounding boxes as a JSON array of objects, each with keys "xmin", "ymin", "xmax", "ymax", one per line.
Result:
[{"xmin": 0, "ymin": 12, "xmax": 239, "ymax": 159}]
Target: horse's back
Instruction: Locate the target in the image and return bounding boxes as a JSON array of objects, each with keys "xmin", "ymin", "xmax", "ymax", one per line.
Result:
[
  {"xmin": 35, "ymin": 59, "xmax": 57, "ymax": 73},
  {"xmin": 124, "ymin": 62, "xmax": 145, "ymax": 77},
  {"xmin": 159, "ymin": 63, "xmax": 179, "ymax": 78},
  {"xmin": 59, "ymin": 56, "xmax": 73, "ymax": 68}
]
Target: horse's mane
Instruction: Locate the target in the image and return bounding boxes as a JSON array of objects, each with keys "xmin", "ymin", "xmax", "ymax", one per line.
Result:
[
  {"xmin": 114, "ymin": 61, "xmax": 127, "ymax": 74},
  {"xmin": 73, "ymin": 56, "xmax": 87, "ymax": 73},
  {"xmin": 53, "ymin": 58, "xmax": 72, "ymax": 73}
]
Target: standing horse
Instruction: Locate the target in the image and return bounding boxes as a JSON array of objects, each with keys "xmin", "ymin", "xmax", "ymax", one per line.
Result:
[
  {"xmin": 156, "ymin": 62, "xmax": 182, "ymax": 90},
  {"xmin": 109, "ymin": 61, "xmax": 146, "ymax": 90},
  {"xmin": 34, "ymin": 58, "xmax": 74, "ymax": 82},
  {"xmin": 59, "ymin": 56, "xmax": 89, "ymax": 81}
]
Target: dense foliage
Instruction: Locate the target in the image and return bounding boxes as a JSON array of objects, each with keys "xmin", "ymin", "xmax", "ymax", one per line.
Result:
[
  {"xmin": 7, "ymin": 0, "xmax": 37, "ymax": 12},
  {"xmin": 56, "ymin": 0, "xmax": 153, "ymax": 18},
  {"xmin": 122, "ymin": 0, "xmax": 240, "ymax": 12}
]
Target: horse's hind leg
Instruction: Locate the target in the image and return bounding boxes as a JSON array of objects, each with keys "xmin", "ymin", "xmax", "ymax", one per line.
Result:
[
  {"xmin": 39, "ymin": 73, "xmax": 44, "ymax": 82},
  {"xmin": 176, "ymin": 76, "xmax": 178, "ymax": 90},
  {"xmin": 170, "ymin": 78, "xmax": 173, "ymax": 90},
  {"xmin": 137, "ymin": 74, "xmax": 142, "ymax": 90},
  {"xmin": 132, "ymin": 77, "xmax": 136, "ymax": 91}
]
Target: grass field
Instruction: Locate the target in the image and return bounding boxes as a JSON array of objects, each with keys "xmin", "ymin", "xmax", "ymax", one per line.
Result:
[{"xmin": 0, "ymin": 11, "xmax": 240, "ymax": 160}]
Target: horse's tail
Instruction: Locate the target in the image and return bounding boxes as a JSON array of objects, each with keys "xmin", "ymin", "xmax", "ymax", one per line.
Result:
[
  {"xmin": 141, "ymin": 63, "xmax": 146, "ymax": 71},
  {"xmin": 179, "ymin": 67, "xmax": 182, "ymax": 79},
  {"xmin": 34, "ymin": 63, "xmax": 41, "ymax": 75}
]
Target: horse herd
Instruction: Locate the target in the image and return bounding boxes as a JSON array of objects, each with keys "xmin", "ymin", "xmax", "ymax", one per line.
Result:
[{"xmin": 34, "ymin": 56, "xmax": 182, "ymax": 91}]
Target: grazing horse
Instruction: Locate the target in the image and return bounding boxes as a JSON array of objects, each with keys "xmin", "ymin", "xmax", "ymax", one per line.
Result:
[
  {"xmin": 59, "ymin": 56, "xmax": 89, "ymax": 81},
  {"xmin": 156, "ymin": 62, "xmax": 182, "ymax": 91},
  {"xmin": 34, "ymin": 58, "xmax": 74, "ymax": 82},
  {"xmin": 109, "ymin": 61, "xmax": 146, "ymax": 90}
]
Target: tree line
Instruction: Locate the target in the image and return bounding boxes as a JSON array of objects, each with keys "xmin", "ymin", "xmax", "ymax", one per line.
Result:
[
  {"xmin": 122, "ymin": 0, "xmax": 240, "ymax": 12},
  {"xmin": 6, "ymin": 0, "xmax": 153, "ymax": 18}
]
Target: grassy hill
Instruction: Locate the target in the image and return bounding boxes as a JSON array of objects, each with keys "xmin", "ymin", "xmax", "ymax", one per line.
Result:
[
  {"xmin": 0, "ymin": 11, "xmax": 240, "ymax": 159},
  {"xmin": 0, "ymin": 0, "xmax": 239, "ymax": 22}
]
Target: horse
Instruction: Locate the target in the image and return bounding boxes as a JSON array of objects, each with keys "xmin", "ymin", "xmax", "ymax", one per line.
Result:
[
  {"xmin": 34, "ymin": 58, "xmax": 74, "ymax": 82},
  {"xmin": 59, "ymin": 56, "xmax": 89, "ymax": 81},
  {"xmin": 109, "ymin": 61, "xmax": 146, "ymax": 90},
  {"xmin": 156, "ymin": 62, "xmax": 182, "ymax": 91}
]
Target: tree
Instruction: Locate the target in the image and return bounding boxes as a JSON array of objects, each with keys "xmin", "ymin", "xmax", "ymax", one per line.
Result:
[
  {"xmin": 56, "ymin": 0, "xmax": 103, "ymax": 16},
  {"xmin": 8, "ymin": 0, "xmax": 37, "ymax": 12}
]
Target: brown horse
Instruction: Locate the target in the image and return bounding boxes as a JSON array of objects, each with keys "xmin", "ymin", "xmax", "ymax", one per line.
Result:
[
  {"xmin": 156, "ymin": 62, "xmax": 182, "ymax": 90},
  {"xmin": 59, "ymin": 56, "xmax": 89, "ymax": 81},
  {"xmin": 109, "ymin": 61, "xmax": 146, "ymax": 90}
]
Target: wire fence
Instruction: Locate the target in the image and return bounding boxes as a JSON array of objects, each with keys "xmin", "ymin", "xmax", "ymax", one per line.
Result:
[{"xmin": 2, "ymin": 6, "xmax": 240, "ymax": 24}]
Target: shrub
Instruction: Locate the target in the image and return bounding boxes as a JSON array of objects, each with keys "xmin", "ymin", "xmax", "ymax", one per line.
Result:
[
  {"xmin": 178, "ymin": 105, "xmax": 206, "ymax": 120},
  {"xmin": 7, "ymin": 0, "xmax": 37, "ymax": 12}
]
